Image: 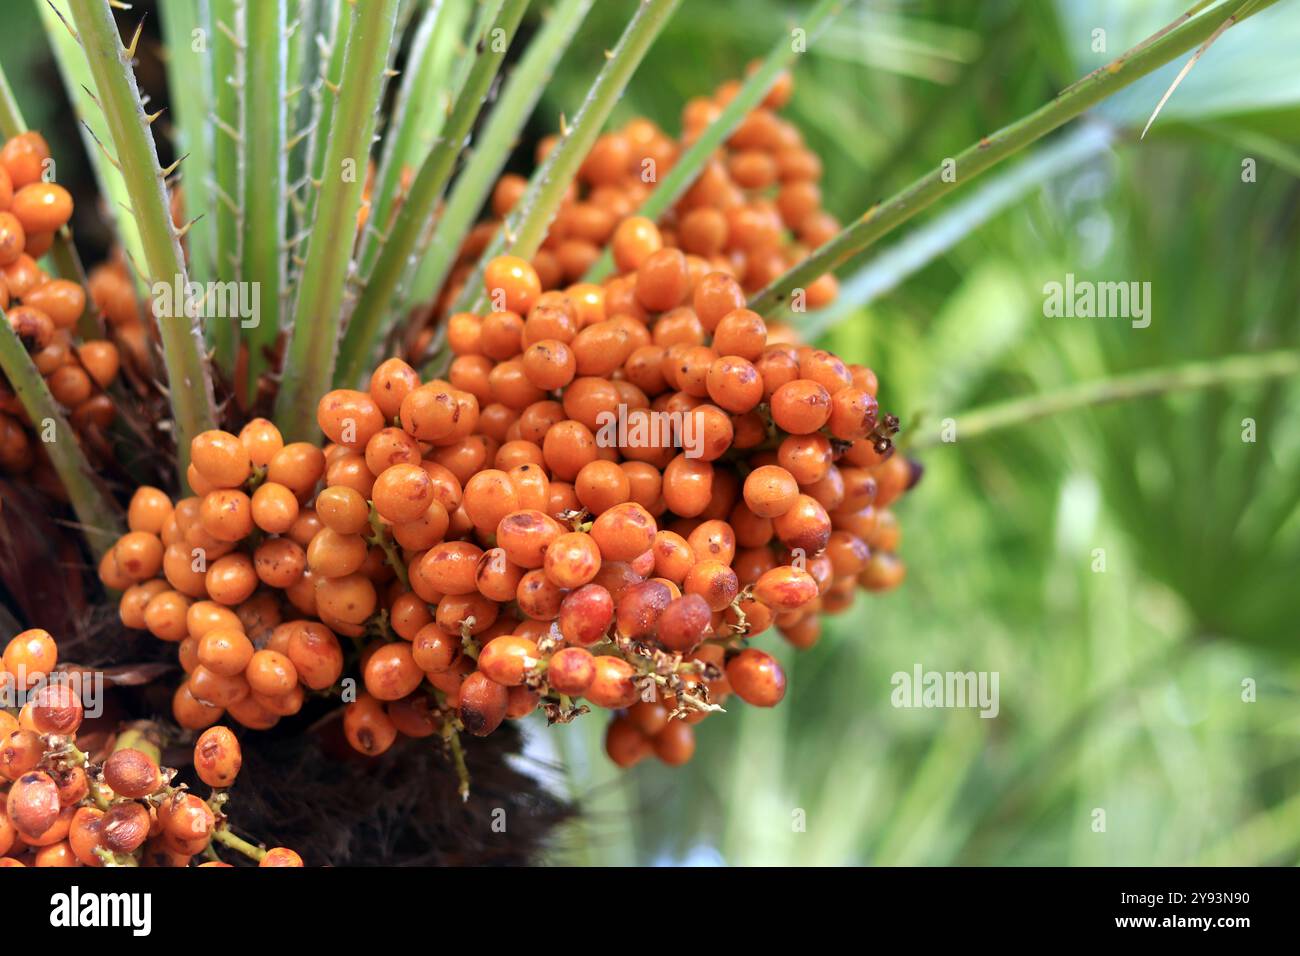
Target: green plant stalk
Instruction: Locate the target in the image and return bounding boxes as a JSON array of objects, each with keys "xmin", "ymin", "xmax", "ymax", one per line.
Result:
[
  {"xmin": 441, "ymin": 717, "xmax": 471, "ymax": 801},
  {"xmin": 37, "ymin": 0, "xmax": 148, "ymax": 293},
  {"xmin": 446, "ymin": 0, "xmax": 682, "ymax": 327},
  {"xmin": 274, "ymin": 0, "xmax": 400, "ymax": 440},
  {"xmin": 240, "ymin": 0, "xmax": 289, "ymax": 406},
  {"xmin": 0, "ymin": 309, "xmax": 123, "ymax": 557},
  {"xmin": 0, "ymin": 55, "xmax": 160, "ymax": 499},
  {"xmin": 159, "ymin": 0, "xmax": 217, "ymax": 288},
  {"xmin": 297, "ymin": 0, "xmax": 353, "ymax": 240},
  {"xmin": 393, "ymin": 0, "xmax": 473, "ymax": 315},
  {"xmin": 407, "ymin": 0, "xmax": 595, "ymax": 312},
  {"xmin": 286, "ymin": 0, "xmax": 325, "ymax": 194},
  {"xmin": 208, "ymin": 0, "xmax": 241, "ymax": 369},
  {"xmin": 0, "ymin": 61, "xmax": 101, "ymax": 340},
  {"xmin": 581, "ymin": 0, "xmax": 847, "ymax": 284},
  {"xmin": 803, "ymin": 123, "xmax": 1116, "ymax": 336},
  {"xmin": 439, "ymin": 0, "xmax": 503, "ymax": 122},
  {"xmin": 441, "ymin": 0, "xmax": 682, "ymax": 336},
  {"xmin": 284, "ymin": 1, "xmax": 309, "ymax": 110},
  {"xmin": 748, "ymin": 0, "xmax": 1283, "ymax": 315},
  {"xmin": 0, "ymin": 58, "xmax": 24, "ymax": 132},
  {"xmin": 910, "ymin": 350, "xmax": 1300, "ymax": 450},
  {"xmin": 67, "ymin": 0, "xmax": 218, "ymax": 487},
  {"xmin": 335, "ymin": 0, "xmax": 529, "ymax": 388},
  {"xmin": 284, "ymin": 0, "xmax": 326, "ymax": 262},
  {"xmin": 211, "ymin": 826, "xmax": 267, "ymax": 861},
  {"xmin": 67, "ymin": 745, "xmax": 113, "ymax": 811},
  {"xmin": 367, "ymin": 505, "xmax": 409, "ymax": 590},
  {"xmin": 355, "ymin": 0, "xmax": 461, "ymax": 280},
  {"xmin": 3, "ymin": 50, "xmax": 153, "ymax": 504},
  {"xmin": 393, "ymin": 0, "xmax": 423, "ymax": 48}
]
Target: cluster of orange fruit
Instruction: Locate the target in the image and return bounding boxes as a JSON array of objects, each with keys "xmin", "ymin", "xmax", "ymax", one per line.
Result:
[
  {"xmin": 99, "ymin": 420, "xmax": 344, "ymax": 734},
  {"xmin": 0, "ymin": 131, "xmax": 125, "ymax": 479},
  {"xmin": 1, "ymin": 628, "xmax": 297, "ymax": 866},
  {"xmin": 85, "ymin": 257, "xmax": 153, "ymax": 383},
  {"xmin": 98, "ymin": 234, "xmax": 911, "ymax": 769},
  {"xmin": 429, "ymin": 240, "xmax": 906, "ymax": 767},
  {"xmin": 421, "ymin": 68, "xmax": 838, "ymax": 352}
]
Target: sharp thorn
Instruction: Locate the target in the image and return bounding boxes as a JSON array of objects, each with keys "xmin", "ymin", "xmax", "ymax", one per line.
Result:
[
  {"xmin": 175, "ymin": 214, "xmax": 204, "ymax": 239},
  {"xmin": 161, "ymin": 152, "xmax": 188, "ymax": 178},
  {"xmin": 286, "ymin": 126, "xmax": 313, "ymax": 150},
  {"xmin": 122, "ymin": 248, "xmax": 147, "ymax": 291},
  {"xmin": 80, "ymin": 121, "xmax": 123, "ymax": 172},
  {"xmin": 213, "ymin": 117, "xmax": 241, "ymax": 141},
  {"xmin": 44, "ymin": 1, "xmax": 79, "ymax": 42},
  {"xmin": 125, "ymin": 15, "xmax": 147, "ymax": 60}
]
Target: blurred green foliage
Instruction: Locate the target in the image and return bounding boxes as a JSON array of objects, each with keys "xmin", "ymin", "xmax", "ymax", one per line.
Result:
[
  {"xmin": 5, "ymin": 0, "xmax": 1298, "ymax": 865},
  {"xmin": 534, "ymin": 0, "xmax": 1300, "ymax": 866}
]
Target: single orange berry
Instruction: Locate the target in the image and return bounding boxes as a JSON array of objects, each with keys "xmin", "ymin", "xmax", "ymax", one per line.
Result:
[
  {"xmin": 725, "ymin": 648, "xmax": 786, "ymax": 707},
  {"xmin": 193, "ymin": 726, "xmax": 242, "ymax": 788},
  {"xmin": 11, "ymin": 182, "xmax": 73, "ymax": 233},
  {"xmin": 483, "ymin": 255, "xmax": 542, "ymax": 315}
]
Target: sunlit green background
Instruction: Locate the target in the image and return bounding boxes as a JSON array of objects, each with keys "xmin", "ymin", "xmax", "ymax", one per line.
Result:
[{"xmin": 5, "ymin": 0, "xmax": 1298, "ymax": 865}]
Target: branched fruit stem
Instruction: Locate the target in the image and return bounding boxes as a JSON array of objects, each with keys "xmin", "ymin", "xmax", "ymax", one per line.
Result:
[
  {"xmin": 441, "ymin": 718, "xmax": 471, "ymax": 802},
  {"xmin": 366, "ymin": 503, "xmax": 410, "ymax": 589},
  {"xmin": 211, "ymin": 825, "xmax": 268, "ymax": 862}
]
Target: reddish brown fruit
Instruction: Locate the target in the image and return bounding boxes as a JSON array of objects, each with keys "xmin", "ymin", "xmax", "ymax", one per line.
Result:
[
  {"xmin": 6, "ymin": 771, "xmax": 60, "ymax": 838},
  {"xmin": 102, "ymin": 749, "xmax": 163, "ymax": 799},
  {"xmin": 458, "ymin": 671, "xmax": 509, "ymax": 736},
  {"xmin": 547, "ymin": 647, "xmax": 596, "ymax": 696},
  {"xmin": 194, "ymin": 726, "xmax": 243, "ymax": 788},
  {"xmin": 726, "ymin": 649, "xmax": 786, "ymax": 707}
]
